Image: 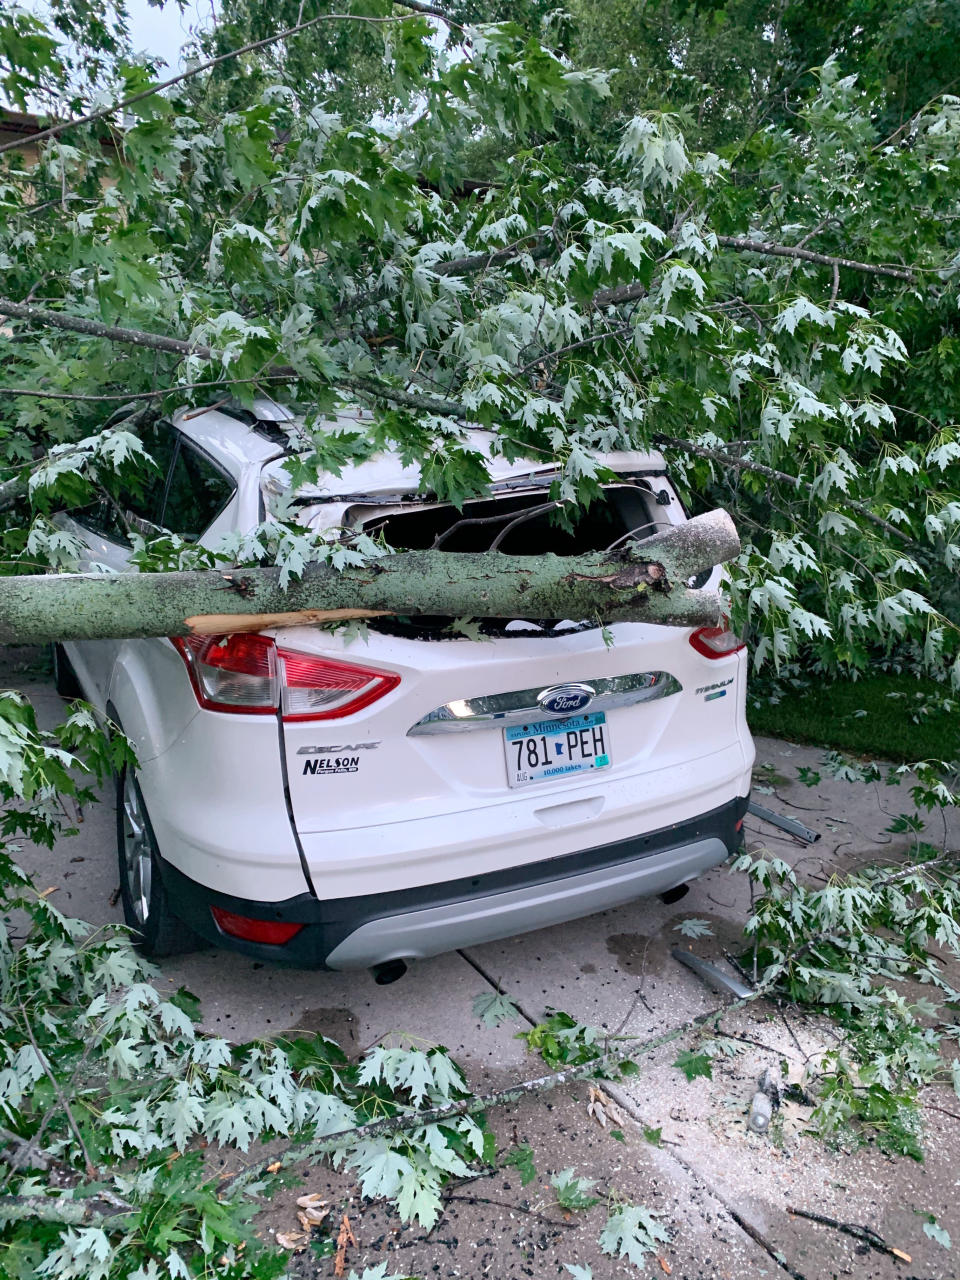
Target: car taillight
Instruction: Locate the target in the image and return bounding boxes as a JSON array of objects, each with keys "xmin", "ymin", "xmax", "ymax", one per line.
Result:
[
  {"xmin": 210, "ymin": 906, "xmax": 304, "ymax": 945},
  {"xmin": 172, "ymin": 634, "xmax": 399, "ymax": 720},
  {"xmin": 173, "ymin": 634, "xmax": 278, "ymax": 714},
  {"xmin": 278, "ymin": 650, "xmax": 400, "ymax": 720},
  {"xmin": 689, "ymin": 625, "xmax": 746, "ymax": 658}
]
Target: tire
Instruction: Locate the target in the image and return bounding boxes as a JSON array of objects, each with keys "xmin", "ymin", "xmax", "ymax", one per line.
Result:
[
  {"xmin": 115, "ymin": 763, "xmax": 202, "ymax": 957},
  {"xmin": 51, "ymin": 643, "xmax": 83, "ymax": 699}
]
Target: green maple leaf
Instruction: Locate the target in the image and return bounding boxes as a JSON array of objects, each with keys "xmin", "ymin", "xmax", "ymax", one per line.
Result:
[
  {"xmin": 672, "ymin": 1050, "xmax": 713, "ymax": 1082},
  {"xmin": 472, "ymin": 990, "xmax": 520, "ymax": 1028},
  {"xmin": 503, "ymin": 1143, "xmax": 537, "ymax": 1185},
  {"xmin": 551, "ymin": 1167, "xmax": 599, "ymax": 1211},
  {"xmin": 600, "ymin": 1205, "xmax": 671, "ymax": 1268}
]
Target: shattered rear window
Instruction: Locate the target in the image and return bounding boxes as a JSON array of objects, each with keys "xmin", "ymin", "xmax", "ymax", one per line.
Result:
[{"xmin": 347, "ymin": 482, "xmax": 675, "ymax": 639}]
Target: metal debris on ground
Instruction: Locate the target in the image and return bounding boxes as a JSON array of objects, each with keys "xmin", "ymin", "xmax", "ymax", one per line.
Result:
[
  {"xmin": 748, "ymin": 800, "xmax": 821, "ymax": 844},
  {"xmin": 671, "ymin": 947, "xmax": 754, "ymax": 998},
  {"xmin": 748, "ymin": 1065, "xmax": 783, "ymax": 1134},
  {"xmin": 748, "ymin": 1090, "xmax": 773, "ymax": 1133}
]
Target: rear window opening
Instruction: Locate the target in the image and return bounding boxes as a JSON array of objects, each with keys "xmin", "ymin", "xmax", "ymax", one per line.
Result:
[
  {"xmin": 345, "ymin": 481, "xmax": 677, "ymax": 639},
  {"xmin": 358, "ymin": 484, "xmax": 662, "ymax": 557}
]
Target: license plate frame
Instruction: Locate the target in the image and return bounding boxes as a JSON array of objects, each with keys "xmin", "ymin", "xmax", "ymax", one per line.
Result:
[{"xmin": 503, "ymin": 712, "xmax": 611, "ymax": 788}]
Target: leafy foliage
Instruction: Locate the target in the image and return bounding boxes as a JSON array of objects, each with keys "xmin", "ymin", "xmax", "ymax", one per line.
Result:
[
  {"xmin": 1, "ymin": 1, "xmax": 960, "ymax": 1273},
  {"xmin": 671, "ymin": 1050, "xmax": 714, "ymax": 1083},
  {"xmin": 1, "ymin": 4, "xmax": 959, "ymax": 684},
  {"xmin": 673, "ymin": 918, "xmax": 713, "ymax": 939},
  {"xmin": 502, "ymin": 1142, "xmax": 537, "ymax": 1186},
  {"xmin": 517, "ymin": 1010, "xmax": 603, "ymax": 1069},
  {"xmin": 0, "ymin": 697, "xmax": 494, "ymax": 1273},
  {"xmin": 471, "ymin": 989, "xmax": 521, "ymax": 1028},
  {"xmin": 599, "ymin": 1203, "xmax": 671, "ymax": 1268},
  {"xmin": 551, "ymin": 1167, "xmax": 600, "ymax": 1211},
  {"xmin": 734, "ymin": 770, "xmax": 960, "ymax": 1156}
]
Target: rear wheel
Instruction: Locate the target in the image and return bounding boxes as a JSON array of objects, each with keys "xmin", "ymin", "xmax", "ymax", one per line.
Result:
[
  {"xmin": 51, "ymin": 643, "xmax": 83, "ymax": 699},
  {"xmin": 116, "ymin": 764, "xmax": 201, "ymax": 957}
]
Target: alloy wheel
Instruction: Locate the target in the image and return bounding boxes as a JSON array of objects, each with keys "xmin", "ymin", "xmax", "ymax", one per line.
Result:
[{"xmin": 120, "ymin": 772, "xmax": 152, "ymax": 927}]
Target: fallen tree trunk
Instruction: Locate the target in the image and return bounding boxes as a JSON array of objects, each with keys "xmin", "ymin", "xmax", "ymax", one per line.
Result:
[{"xmin": 0, "ymin": 509, "xmax": 739, "ymax": 643}]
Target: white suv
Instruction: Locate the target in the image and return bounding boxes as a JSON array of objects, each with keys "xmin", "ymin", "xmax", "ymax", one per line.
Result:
[{"xmin": 54, "ymin": 400, "xmax": 755, "ymax": 973}]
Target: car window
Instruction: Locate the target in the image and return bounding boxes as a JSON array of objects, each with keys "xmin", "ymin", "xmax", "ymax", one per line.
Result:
[
  {"xmin": 69, "ymin": 496, "xmax": 128, "ymax": 544},
  {"xmin": 161, "ymin": 440, "xmax": 235, "ymax": 540},
  {"xmin": 71, "ymin": 419, "xmax": 178, "ymax": 545},
  {"xmin": 118, "ymin": 420, "xmax": 178, "ymax": 525}
]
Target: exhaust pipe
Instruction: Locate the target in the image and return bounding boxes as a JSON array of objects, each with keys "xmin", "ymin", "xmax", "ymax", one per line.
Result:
[
  {"xmin": 371, "ymin": 958, "xmax": 408, "ymax": 985},
  {"xmin": 659, "ymin": 883, "xmax": 690, "ymax": 905}
]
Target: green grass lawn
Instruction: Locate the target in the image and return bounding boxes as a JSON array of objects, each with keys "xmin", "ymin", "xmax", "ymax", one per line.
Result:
[{"xmin": 747, "ymin": 673, "xmax": 959, "ymax": 763}]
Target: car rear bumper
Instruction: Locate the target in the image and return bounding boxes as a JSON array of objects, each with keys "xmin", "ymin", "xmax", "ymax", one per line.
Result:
[{"xmin": 158, "ymin": 794, "xmax": 749, "ymax": 968}]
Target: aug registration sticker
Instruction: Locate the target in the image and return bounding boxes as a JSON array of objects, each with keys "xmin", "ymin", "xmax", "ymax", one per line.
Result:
[{"xmin": 504, "ymin": 713, "xmax": 611, "ymax": 788}]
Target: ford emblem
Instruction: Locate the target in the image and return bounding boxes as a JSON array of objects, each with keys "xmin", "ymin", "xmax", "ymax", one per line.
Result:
[{"xmin": 537, "ymin": 683, "xmax": 595, "ymax": 715}]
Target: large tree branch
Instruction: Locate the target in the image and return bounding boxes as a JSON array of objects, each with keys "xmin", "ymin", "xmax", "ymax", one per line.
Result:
[
  {"xmin": 344, "ymin": 374, "xmax": 462, "ymax": 416},
  {"xmin": 714, "ymin": 236, "xmax": 915, "ymax": 283},
  {"xmin": 222, "ymin": 998, "xmax": 734, "ymax": 1198},
  {"xmin": 0, "ymin": 297, "xmax": 464, "ymax": 418},
  {"xmin": 0, "ymin": 3, "xmax": 461, "ymax": 159},
  {"xmin": 0, "ymin": 511, "xmax": 738, "ymax": 644},
  {"xmin": 0, "ymin": 297, "xmax": 215, "ymax": 357},
  {"xmin": 336, "ymin": 238, "xmax": 555, "ymax": 315},
  {"xmin": 653, "ymin": 434, "xmax": 918, "ymax": 547},
  {"xmin": 0, "ymin": 993, "xmax": 739, "ymax": 1227},
  {"xmin": 591, "ymin": 280, "xmax": 649, "ymax": 307},
  {"xmin": 0, "ymin": 1193, "xmax": 131, "ymax": 1229},
  {"xmin": 0, "ymin": 374, "xmax": 295, "ymax": 403},
  {"xmin": 335, "ymin": 230, "xmax": 913, "ymax": 326}
]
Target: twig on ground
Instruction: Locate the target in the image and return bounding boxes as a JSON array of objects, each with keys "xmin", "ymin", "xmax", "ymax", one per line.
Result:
[
  {"xmin": 721, "ymin": 950, "xmax": 756, "ymax": 988},
  {"xmin": 771, "ymin": 791, "xmax": 830, "ymax": 813},
  {"xmin": 442, "ymin": 1192, "xmax": 574, "ymax": 1228},
  {"xmin": 786, "ymin": 1205, "xmax": 910, "ymax": 1262},
  {"xmin": 922, "ymin": 1101, "xmax": 960, "ymax": 1123},
  {"xmin": 0, "ymin": 1193, "xmax": 131, "ymax": 1228},
  {"xmin": 715, "ymin": 1030, "xmax": 791, "ymax": 1059},
  {"xmin": 775, "ymin": 1005, "xmax": 809, "ymax": 1063},
  {"xmin": 610, "ymin": 937, "xmax": 656, "ymax": 1041},
  {"xmin": 17, "ymin": 1001, "xmax": 96, "ymax": 1179}
]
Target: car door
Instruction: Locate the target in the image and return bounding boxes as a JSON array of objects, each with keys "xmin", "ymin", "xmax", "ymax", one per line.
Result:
[
  {"xmin": 159, "ymin": 430, "xmax": 237, "ymax": 544},
  {"xmin": 59, "ymin": 418, "xmax": 179, "ymax": 702}
]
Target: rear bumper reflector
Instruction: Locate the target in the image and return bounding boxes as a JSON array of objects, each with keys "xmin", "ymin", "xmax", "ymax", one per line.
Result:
[{"xmin": 210, "ymin": 906, "xmax": 305, "ymax": 945}]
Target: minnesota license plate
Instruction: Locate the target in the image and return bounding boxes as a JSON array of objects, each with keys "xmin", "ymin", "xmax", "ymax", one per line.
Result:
[{"xmin": 504, "ymin": 712, "xmax": 611, "ymax": 788}]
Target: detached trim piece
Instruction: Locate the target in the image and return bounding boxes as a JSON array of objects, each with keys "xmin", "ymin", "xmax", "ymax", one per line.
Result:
[{"xmin": 408, "ymin": 670, "xmax": 682, "ymax": 734}]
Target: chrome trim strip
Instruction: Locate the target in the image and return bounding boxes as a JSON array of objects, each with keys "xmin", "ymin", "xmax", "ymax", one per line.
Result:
[{"xmin": 407, "ymin": 671, "xmax": 682, "ymax": 735}]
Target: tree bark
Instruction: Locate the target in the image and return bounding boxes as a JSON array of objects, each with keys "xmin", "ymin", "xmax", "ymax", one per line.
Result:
[{"xmin": 0, "ymin": 509, "xmax": 739, "ymax": 644}]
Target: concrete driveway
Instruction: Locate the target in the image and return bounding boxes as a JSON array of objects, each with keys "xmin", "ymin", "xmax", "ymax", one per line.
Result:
[{"xmin": 8, "ymin": 647, "xmax": 960, "ymax": 1279}]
